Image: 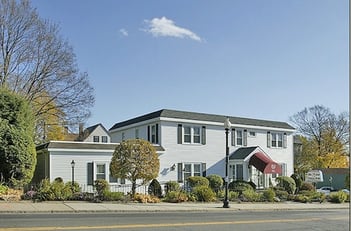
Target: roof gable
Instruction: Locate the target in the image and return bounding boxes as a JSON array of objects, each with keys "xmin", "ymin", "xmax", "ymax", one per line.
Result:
[
  {"xmin": 229, "ymin": 146, "xmax": 258, "ymax": 160},
  {"xmin": 76, "ymin": 123, "xmax": 109, "ymax": 141},
  {"xmin": 109, "ymin": 109, "xmax": 295, "ymax": 130}
]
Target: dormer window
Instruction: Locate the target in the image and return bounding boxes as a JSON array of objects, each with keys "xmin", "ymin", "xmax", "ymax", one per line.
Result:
[
  {"xmin": 102, "ymin": 136, "xmax": 108, "ymax": 143},
  {"xmin": 93, "ymin": 136, "xmax": 99, "ymax": 142}
]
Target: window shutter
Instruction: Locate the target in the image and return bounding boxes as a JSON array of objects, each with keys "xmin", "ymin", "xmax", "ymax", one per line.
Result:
[
  {"xmin": 177, "ymin": 124, "xmax": 182, "ymax": 144},
  {"xmin": 201, "ymin": 126, "xmax": 206, "ymax": 145},
  {"xmin": 156, "ymin": 123, "xmax": 159, "ymax": 144},
  {"xmin": 87, "ymin": 162, "xmax": 94, "ymax": 186},
  {"xmin": 147, "ymin": 125, "xmax": 150, "ymax": 142},
  {"xmin": 283, "ymin": 133, "xmax": 287, "ymax": 148},
  {"xmin": 267, "ymin": 131, "xmax": 271, "ymax": 148},
  {"xmin": 177, "ymin": 163, "xmax": 183, "ymax": 182},
  {"xmin": 202, "ymin": 163, "xmax": 207, "ymax": 177},
  {"xmin": 243, "ymin": 129, "xmax": 248, "ymax": 146},
  {"xmin": 231, "ymin": 128, "xmax": 236, "ymax": 146}
]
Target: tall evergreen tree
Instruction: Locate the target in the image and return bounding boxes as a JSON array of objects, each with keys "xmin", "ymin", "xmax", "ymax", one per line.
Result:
[{"xmin": 0, "ymin": 88, "xmax": 36, "ymax": 188}]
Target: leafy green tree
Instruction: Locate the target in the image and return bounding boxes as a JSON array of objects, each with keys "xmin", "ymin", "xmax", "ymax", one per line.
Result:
[
  {"xmin": 0, "ymin": 88, "xmax": 36, "ymax": 188},
  {"xmin": 110, "ymin": 139, "xmax": 160, "ymax": 197}
]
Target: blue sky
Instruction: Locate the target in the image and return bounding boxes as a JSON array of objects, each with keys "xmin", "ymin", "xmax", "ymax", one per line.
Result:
[{"xmin": 31, "ymin": 0, "xmax": 349, "ymax": 129}]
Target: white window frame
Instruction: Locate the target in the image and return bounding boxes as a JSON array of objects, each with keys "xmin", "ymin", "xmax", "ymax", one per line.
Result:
[
  {"xmin": 102, "ymin": 136, "xmax": 108, "ymax": 143},
  {"xmin": 95, "ymin": 163, "xmax": 106, "ymax": 180},
  {"xmin": 135, "ymin": 128, "xmax": 139, "ymax": 139},
  {"xmin": 236, "ymin": 130, "xmax": 243, "ymax": 146},
  {"xmin": 249, "ymin": 131, "xmax": 256, "ymax": 137},
  {"xmin": 271, "ymin": 132, "xmax": 283, "ymax": 148},
  {"xmin": 151, "ymin": 125, "xmax": 157, "ymax": 143},
  {"xmin": 93, "ymin": 136, "xmax": 99, "ymax": 143},
  {"xmin": 183, "ymin": 126, "xmax": 202, "ymax": 144},
  {"xmin": 183, "ymin": 163, "xmax": 202, "ymax": 180}
]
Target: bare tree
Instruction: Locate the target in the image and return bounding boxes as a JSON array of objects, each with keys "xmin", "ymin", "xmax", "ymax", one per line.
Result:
[
  {"xmin": 290, "ymin": 105, "xmax": 349, "ymax": 156},
  {"xmin": 0, "ymin": 0, "xmax": 94, "ymax": 138}
]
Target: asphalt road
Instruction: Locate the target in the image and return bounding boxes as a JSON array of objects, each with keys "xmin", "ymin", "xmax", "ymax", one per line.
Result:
[{"xmin": 0, "ymin": 209, "xmax": 348, "ymax": 231}]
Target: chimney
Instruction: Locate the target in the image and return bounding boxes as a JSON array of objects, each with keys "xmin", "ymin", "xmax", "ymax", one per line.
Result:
[{"xmin": 79, "ymin": 123, "xmax": 84, "ymax": 136}]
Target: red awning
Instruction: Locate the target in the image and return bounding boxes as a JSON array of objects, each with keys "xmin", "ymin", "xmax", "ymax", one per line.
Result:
[{"xmin": 249, "ymin": 152, "xmax": 282, "ymax": 174}]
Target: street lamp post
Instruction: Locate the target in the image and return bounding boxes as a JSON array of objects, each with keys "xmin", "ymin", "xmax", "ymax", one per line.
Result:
[
  {"xmin": 223, "ymin": 117, "xmax": 231, "ymax": 208},
  {"xmin": 71, "ymin": 160, "xmax": 75, "ymax": 187}
]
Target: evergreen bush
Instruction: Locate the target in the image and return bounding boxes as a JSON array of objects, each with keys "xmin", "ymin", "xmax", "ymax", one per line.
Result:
[
  {"xmin": 187, "ymin": 176, "xmax": 209, "ymax": 188},
  {"xmin": 262, "ymin": 188, "xmax": 275, "ymax": 202},
  {"xmin": 164, "ymin": 181, "xmax": 180, "ymax": 193},
  {"xmin": 276, "ymin": 176, "xmax": 296, "ymax": 194},
  {"xmin": 148, "ymin": 179, "xmax": 162, "ymax": 197},
  {"xmin": 191, "ymin": 186, "xmax": 216, "ymax": 202},
  {"xmin": 228, "ymin": 180, "xmax": 254, "ymax": 194},
  {"xmin": 206, "ymin": 174, "xmax": 223, "ymax": 193}
]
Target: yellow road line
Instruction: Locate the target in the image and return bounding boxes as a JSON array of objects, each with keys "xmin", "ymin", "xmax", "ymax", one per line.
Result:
[{"xmin": 0, "ymin": 217, "xmax": 348, "ymax": 231}]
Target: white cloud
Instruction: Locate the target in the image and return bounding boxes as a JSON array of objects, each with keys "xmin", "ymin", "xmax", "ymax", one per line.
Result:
[
  {"xmin": 143, "ymin": 17, "xmax": 202, "ymax": 42},
  {"xmin": 119, "ymin": 28, "xmax": 128, "ymax": 36}
]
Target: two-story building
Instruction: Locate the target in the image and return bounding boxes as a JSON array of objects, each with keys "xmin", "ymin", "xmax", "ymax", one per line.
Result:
[
  {"xmin": 109, "ymin": 109, "xmax": 295, "ymax": 188},
  {"xmin": 34, "ymin": 109, "xmax": 295, "ymax": 190}
]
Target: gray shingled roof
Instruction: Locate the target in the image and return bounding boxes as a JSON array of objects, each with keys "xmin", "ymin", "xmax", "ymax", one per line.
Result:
[
  {"xmin": 36, "ymin": 141, "xmax": 165, "ymax": 152},
  {"xmin": 229, "ymin": 146, "xmax": 258, "ymax": 160},
  {"xmin": 110, "ymin": 109, "xmax": 295, "ymax": 130}
]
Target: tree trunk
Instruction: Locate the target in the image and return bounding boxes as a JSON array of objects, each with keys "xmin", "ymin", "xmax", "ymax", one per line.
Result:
[{"xmin": 131, "ymin": 180, "xmax": 136, "ymax": 198}]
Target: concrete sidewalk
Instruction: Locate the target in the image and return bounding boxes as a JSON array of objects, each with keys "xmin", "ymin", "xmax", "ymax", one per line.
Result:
[{"xmin": 0, "ymin": 201, "xmax": 349, "ymax": 213}]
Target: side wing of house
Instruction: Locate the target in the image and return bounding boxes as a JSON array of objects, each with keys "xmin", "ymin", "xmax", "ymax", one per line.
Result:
[{"xmin": 83, "ymin": 124, "xmax": 111, "ymax": 143}]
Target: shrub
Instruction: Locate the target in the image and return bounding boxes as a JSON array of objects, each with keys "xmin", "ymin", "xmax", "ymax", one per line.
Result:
[
  {"xmin": 292, "ymin": 194, "xmax": 310, "ymax": 203},
  {"xmin": 300, "ymin": 182, "xmax": 315, "ymax": 191},
  {"xmin": 228, "ymin": 180, "xmax": 253, "ymax": 194},
  {"xmin": 164, "ymin": 191, "xmax": 188, "ymax": 203},
  {"xmin": 36, "ymin": 179, "xmax": 55, "ymax": 201},
  {"xmin": 206, "ymin": 174, "xmax": 223, "ymax": 193},
  {"xmin": 103, "ymin": 191, "xmax": 125, "ymax": 201},
  {"xmin": 94, "ymin": 179, "xmax": 109, "ymax": 198},
  {"xmin": 0, "ymin": 184, "xmax": 8, "ymax": 195},
  {"xmin": 148, "ymin": 179, "xmax": 162, "ymax": 197},
  {"xmin": 165, "ymin": 181, "xmax": 180, "ymax": 193},
  {"xmin": 134, "ymin": 193, "xmax": 160, "ymax": 203},
  {"xmin": 229, "ymin": 191, "xmax": 239, "ymax": 201},
  {"xmin": 33, "ymin": 178, "xmax": 80, "ymax": 201},
  {"xmin": 50, "ymin": 180, "xmax": 72, "ymax": 201},
  {"xmin": 192, "ymin": 186, "xmax": 216, "ymax": 202},
  {"xmin": 262, "ymin": 188, "xmax": 275, "ymax": 202},
  {"xmin": 276, "ymin": 176, "xmax": 296, "ymax": 194},
  {"xmin": 274, "ymin": 190, "xmax": 289, "ymax": 200},
  {"xmin": 290, "ymin": 174, "xmax": 302, "ymax": 192},
  {"xmin": 187, "ymin": 176, "xmax": 209, "ymax": 188},
  {"xmin": 329, "ymin": 191, "xmax": 348, "ymax": 203},
  {"xmin": 241, "ymin": 189, "xmax": 262, "ymax": 202}
]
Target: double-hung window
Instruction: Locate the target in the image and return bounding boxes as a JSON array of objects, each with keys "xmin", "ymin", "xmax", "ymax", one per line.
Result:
[
  {"xmin": 193, "ymin": 127, "xmax": 201, "ymax": 144},
  {"xmin": 93, "ymin": 136, "xmax": 99, "ymax": 142},
  {"xmin": 184, "ymin": 163, "xmax": 202, "ymax": 180},
  {"xmin": 236, "ymin": 130, "xmax": 243, "ymax": 146},
  {"xmin": 183, "ymin": 126, "xmax": 201, "ymax": 144},
  {"xmin": 184, "ymin": 126, "xmax": 192, "ymax": 143},
  {"xmin": 102, "ymin": 136, "xmax": 108, "ymax": 143},
  {"xmin": 96, "ymin": 164, "xmax": 106, "ymax": 180},
  {"xmin": 151, "ymin": 125, "xmax": 157, "ymax": 143},
  {"xmin": 271, "ymin": 133, "xmax": 283, "ymax": 148}
]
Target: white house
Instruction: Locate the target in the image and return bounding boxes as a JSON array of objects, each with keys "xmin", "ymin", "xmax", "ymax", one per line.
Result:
[
  {"xmin": 109, "ymin": 109, "xmax": 295, "ymax": 188},
  {"xmin": 34, "ymin": 123, "xmax": 164, "ymax": 192},
  {"xmin": 34, "ymin": 109, "xmax": 295, "ymax": 191}
]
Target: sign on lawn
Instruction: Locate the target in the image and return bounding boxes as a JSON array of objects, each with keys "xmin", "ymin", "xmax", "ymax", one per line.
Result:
[{"xmin": 305, "ymin": 170, "xmax": 324, "ymax": 183}]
